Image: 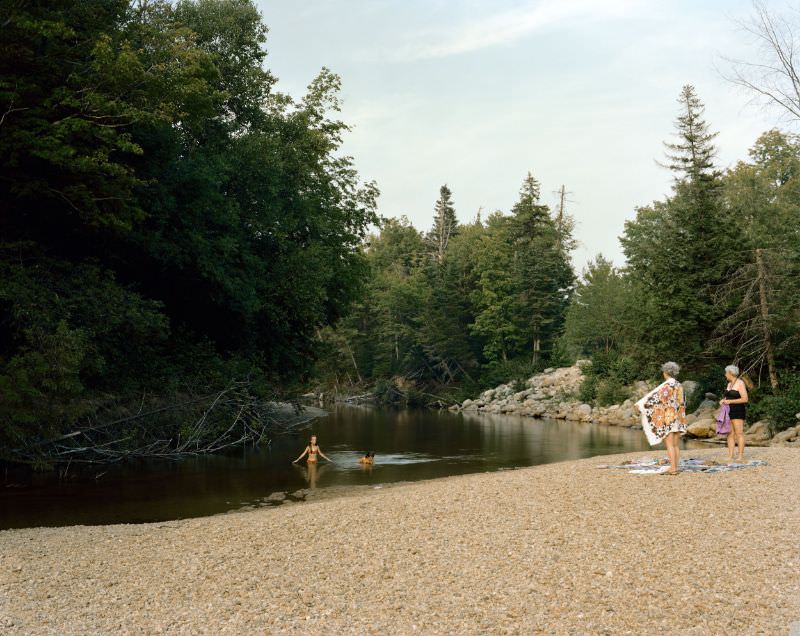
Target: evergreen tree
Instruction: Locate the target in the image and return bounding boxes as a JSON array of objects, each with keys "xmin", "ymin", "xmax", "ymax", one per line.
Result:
[
  {"xmin": 562, "ymin": 255, "xmax": 630, "ymax": 356},
  {"xmin": 622, "ymin": 85, "xmax": 742, "ymax": 370},
  {"xmin": 662, "ymin": 85, "xmax": 719, "ymax": 180},
  {"xmin": 427, "ymin": 185, "xmax": 459, "ymax": 264},
  {"xmin": 508, "ymin": 173, "xmax": 575, "ymax": 364}
]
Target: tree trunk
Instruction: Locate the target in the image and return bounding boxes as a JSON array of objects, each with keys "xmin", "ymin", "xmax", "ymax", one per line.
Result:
[
  {"xmin": 345, "ymin": 340, "xmax": 363, "ymax": 384},
  {"xmin": 755, "ymin": 249, "xmax": 780, "ymax": 392}
]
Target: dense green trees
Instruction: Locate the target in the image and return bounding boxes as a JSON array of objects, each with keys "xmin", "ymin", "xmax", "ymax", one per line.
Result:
[
  {"xmin": 0, "ymin": 0, "xmax": 377, "ymax": 459},
  {"xmin": 316, "ymin": 177, "xmax": 575, "ymax": 397},
  {"xmin": 562, "ymin": 86, "xmax": 800, "ymax": 428}
]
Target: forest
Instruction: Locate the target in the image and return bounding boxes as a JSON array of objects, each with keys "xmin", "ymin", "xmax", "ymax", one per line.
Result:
[
  {"xmin": 1, "ymin": 0, "xmax": 799, "ymax": 466},
  {"xmin": 314, "ymin": 84, "xmax": 800, "ymax": 427},
  {"xmin": 0, "ymin": 0, "xmax": 377, "ymax": 464}
]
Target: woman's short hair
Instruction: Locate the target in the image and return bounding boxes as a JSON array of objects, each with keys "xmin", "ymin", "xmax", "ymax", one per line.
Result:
[
  {"xmin": 661, "ymin": 361, "xmax": 680, "ymax": 377},
  {"xmin": 725, "ymin": 364, "xmax": 740, "ymax": 377}
]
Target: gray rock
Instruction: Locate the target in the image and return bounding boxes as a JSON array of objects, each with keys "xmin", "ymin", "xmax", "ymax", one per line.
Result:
[
  {"xmin": 771, "ymin": 426, "xmax": 799, "ymax": 444},
  {"xmin": 696, "ymin": 399, "xmax": 717, "ymax": 412},
  {"xmin": 682, "ymin": 380, "xmax": 701, "ymax": 401},
  {"xmin": 686, "ymin": 418, "xmax": 716, "ymax": 439},
  {"xmin": 745, "ymin": 420, "xmax": 771, "ymax": 442}
]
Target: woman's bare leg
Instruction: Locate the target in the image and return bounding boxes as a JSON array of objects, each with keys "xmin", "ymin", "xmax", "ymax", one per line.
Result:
[
  {"xmin": 664, "ymin": 433, "xmax": 678, "ymax": 474},
  {"xmin": 731, "ymin": 419, "xmax": 745, "ymax": 461},
  {"xmin": 727, "ymin": 430, "xmax": 735, "ymax": 460},
  {"xmin": 671, "ymin": 432, "xmax": 680, "ymax": 473}
]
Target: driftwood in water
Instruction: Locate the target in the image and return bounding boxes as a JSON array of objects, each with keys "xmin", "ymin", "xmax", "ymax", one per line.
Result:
[{"xmin": 10, "ymin": 382, "xmax": 327, "ymax": 466}]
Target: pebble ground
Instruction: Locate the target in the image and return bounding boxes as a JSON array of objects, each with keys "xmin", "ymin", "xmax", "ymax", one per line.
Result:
[{"xmin": 1, "ymin": 447, "xmax": 798, "ymax": 635}]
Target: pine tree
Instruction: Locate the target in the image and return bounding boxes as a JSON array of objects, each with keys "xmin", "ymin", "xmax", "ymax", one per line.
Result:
[
  {"xmin": 508, "ymin": 173, "xmax": 575, "ymax": 364},
  {"xmin": 663, "ymin": 85, "xmax": 719, "ymax": 181},
  {"xmin": 427, "ymin": 185, "xmax": 459, "ymax": 264},
  {"xmin": 622, "ymin": 86, "xmax": 743, "ymax": 370}
]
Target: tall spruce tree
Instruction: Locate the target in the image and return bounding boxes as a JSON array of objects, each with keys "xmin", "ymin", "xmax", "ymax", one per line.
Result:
[
  {"xmin": 622, "ymin": 85, "xmax": 743, "ymax": 370},
  {"xmin": 508, "ymin": 173, "xmax": 575, "ymax": 364},
  {"xmin": 427, "ymin": 185, "xmax": 458, "ymax": 264}
]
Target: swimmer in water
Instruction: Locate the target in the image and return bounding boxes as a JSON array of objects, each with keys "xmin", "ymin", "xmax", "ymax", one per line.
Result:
[
  {"xmin": 292, "ymin": 434, "xmax": 334, "ymax": 464},
  {"xmin": 358, "ymin": 451, "xmax": 375, "ymax": 465}
]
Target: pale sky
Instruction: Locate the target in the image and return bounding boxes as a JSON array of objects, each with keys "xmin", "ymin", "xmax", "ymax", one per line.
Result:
[{"xmin": 259, "ymin": 0, "xmax": 786, "ymax": 269}]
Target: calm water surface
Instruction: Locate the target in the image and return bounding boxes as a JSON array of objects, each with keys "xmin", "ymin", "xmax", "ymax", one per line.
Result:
[{"xmin": 0, "ymin": 405, "xmax": 699, "ymax": 529}]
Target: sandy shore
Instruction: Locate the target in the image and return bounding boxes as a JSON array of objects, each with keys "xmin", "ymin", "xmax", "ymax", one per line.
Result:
[{"xmin": 1, "ymin": 447, "xmax": 798, "ymax": 635}]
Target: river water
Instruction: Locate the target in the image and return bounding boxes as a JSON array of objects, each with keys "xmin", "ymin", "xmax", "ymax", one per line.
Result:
[{"xmin": 0, "ymin": 405, "xmax": 700, "ymax": 529}]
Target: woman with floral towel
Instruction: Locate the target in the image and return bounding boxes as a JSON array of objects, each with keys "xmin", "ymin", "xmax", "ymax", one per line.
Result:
[{"xmin": 635, "ymin": 361, "xmax": 687, "ymax": 475}]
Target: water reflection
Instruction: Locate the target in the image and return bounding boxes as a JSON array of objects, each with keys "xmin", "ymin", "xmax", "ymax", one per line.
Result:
[{"xmin": 0, "ymin": 405, "xmax": 701, "ymax": 529}]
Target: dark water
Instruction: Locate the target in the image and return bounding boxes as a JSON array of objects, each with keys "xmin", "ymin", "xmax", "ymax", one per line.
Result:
[{"xmin": 0, "ymin": 406, "xmax": 698, "ymax": 530}]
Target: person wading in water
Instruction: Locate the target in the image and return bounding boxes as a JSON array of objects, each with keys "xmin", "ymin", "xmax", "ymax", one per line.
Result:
[{"xmin": 292, "ymin": 434, "xmax": 335, "ymax": 464}]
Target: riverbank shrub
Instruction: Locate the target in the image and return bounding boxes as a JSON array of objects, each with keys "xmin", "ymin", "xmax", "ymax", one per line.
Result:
[
  {"xmin": 748, "ymin": 371, "xmax": 800, "ymax": 433},
  {"xmin": 578, "ymin": 352, "xmax": 637, "ymax": 407}
]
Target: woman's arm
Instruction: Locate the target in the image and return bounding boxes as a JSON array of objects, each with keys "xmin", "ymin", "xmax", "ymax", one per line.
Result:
[
  {"xmin": 317, "ymin": 448, "xmax": 335, "ymax": 463},
  {"xmin": 293, "ymin": 447, "xmax": 309, "ymax": 463}
]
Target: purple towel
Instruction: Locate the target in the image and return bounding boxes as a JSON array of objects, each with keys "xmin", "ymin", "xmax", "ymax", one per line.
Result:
[{"xmin": 716, "ymin": 402, "xmax": 731, "ymax": 435}]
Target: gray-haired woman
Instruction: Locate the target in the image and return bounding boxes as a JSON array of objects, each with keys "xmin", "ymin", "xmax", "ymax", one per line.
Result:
[
  {"xmin": 721, "ymin": 365, "xmax": 748, "ymax": 461},
  {"xmin": 634, "ymin": 362, "xmax": 688, "ymax": 475}
]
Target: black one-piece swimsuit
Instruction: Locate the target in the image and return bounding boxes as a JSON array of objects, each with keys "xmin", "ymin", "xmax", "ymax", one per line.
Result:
[{"xmin": 724, "ymin": 388, "xmax": 746, "ymax": 421}]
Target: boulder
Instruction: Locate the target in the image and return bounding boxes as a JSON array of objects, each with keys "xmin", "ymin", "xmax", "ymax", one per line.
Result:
[
  {"xmin": 577, "ymin": 403, "xmax": 593, "ymax": 419},
  {"xmin": 682, "ymin": 380, "xmax": 701, "ymax": 402},
  {"xmin": 685, "ymin": 418, "xmax": 716, "ymax": 439},
  {"xmin": 461, "ymin": 399, "xmax": 473, "ymax": 408},
  {"xmin": 771, "ymin": 426, "xmax": 799, "ymax": 444},
  {"xmin": 696, "ymin": 398, "xmax": 717, "ymax": 412},
  {"xmin": 632, "ymin": 381, "xmax": 651, "ymax": 399},
  {"xmin": 745, "ymin": 420, "xmax": 771, "ymax": 442}
]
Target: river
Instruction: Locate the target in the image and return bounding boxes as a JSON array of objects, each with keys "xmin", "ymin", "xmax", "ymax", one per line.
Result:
[{"xmin": 0, "ymin": 405, "xmax": 702, "ymax": 529}]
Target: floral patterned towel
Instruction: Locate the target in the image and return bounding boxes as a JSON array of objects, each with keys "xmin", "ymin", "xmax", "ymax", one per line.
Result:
[{"xmin": 635, "ymin": 378, "xmax": 687, "ymax": 446}]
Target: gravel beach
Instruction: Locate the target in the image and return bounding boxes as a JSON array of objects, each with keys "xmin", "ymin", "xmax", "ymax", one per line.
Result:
[{"xmin": 1, "ymin": 447, "xmax": 798, "ymax": 635}]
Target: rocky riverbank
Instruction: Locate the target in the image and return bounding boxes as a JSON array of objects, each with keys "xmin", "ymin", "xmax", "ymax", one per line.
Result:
[
  {"xmin": 453, "ymin": 363, "xmax": 800, "ymax": 447},
  {"xmin": 454, "ymin": 363, "xmax": 652, "ymax": 427}
]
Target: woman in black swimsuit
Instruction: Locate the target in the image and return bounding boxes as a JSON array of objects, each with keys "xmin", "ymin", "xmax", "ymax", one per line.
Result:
[{"xmin": 720, "ymin": 365, "xmax": 748, "ymax": 461}]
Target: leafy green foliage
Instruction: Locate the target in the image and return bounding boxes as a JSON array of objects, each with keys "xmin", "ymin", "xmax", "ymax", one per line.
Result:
[
  {"xmin": 315, "ymin": 175, "xmax": 575, "ymax": 396},
  {"xmin": 0, "ymin": 0, "xmax": 377, "ymax": 459},
  {"xmin": 750, "ymin": 371, "xmax": 800, "ymax": 433},
  {"xmin": 568, "ymin": 89, "xmax": 800, "ymax": 424},
  {"xmin": 577, "ymin": 351, "xmax": 636, "ymax": 407}
]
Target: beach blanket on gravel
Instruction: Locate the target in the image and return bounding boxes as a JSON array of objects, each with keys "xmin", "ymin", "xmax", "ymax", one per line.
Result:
[{"xmin": 596, "ymin": 457, "xmax": 767, "ymax": 474}]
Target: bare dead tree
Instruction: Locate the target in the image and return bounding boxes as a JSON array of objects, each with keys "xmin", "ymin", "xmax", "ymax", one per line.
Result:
[
  {"xmin": 710, "ymin": 248, "xmax": 797, "ymax": 391},
  {"xmin": 722, "ymin": 1, "xmax": 800, "ymax": 122}
]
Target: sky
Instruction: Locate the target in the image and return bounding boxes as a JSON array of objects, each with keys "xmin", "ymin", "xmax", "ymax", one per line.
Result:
[{"xmin": 257, "ymin": 0, "xmax": 786, "ymax": 270}]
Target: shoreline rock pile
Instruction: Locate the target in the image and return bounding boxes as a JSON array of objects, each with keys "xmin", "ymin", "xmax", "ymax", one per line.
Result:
[
  {"xmin": 454, "ymin": 363, "xmax": 644, "ymax": 427},
  {"xmin": 453, "ymin": 363, "xmax": 800, "ymax": 446}
]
